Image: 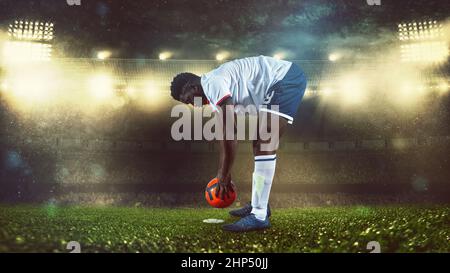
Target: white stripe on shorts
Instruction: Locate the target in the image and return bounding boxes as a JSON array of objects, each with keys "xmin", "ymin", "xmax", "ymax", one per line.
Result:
[{"xmin": 259, "ymin": 107, "xmax": 294, "ymax": 124}]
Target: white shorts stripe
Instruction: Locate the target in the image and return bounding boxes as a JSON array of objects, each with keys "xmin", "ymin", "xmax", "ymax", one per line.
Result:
[{"xmin": 259, "ymin": 107, "xmax": 294, "ymax": 124}]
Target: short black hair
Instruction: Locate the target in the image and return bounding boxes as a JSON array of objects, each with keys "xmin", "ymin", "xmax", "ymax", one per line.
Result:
[{"xmin": 170, "ymin": 72, "xmax": 200, "ymax": 101}]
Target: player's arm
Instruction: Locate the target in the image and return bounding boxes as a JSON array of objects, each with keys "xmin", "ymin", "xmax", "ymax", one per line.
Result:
[{"xmin": 216, "ymin": 96, "xmax": 237, "ymax": 199}]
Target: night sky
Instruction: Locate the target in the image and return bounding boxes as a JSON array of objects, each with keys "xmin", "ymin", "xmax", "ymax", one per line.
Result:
[{"xmin": 0, "ymin": 0, "xmax": 449, "ymax": 59}]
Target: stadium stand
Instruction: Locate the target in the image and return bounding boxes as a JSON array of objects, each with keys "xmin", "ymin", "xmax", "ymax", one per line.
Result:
[{"xmin": 0, "ymin": 59, "xmax": 449, "ymax": 205}]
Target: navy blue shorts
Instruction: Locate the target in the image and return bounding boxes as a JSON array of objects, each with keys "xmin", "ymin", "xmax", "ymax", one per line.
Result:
[{"xmin": 260, "ymin": 63, "xmax": 307, "ymax": 124}]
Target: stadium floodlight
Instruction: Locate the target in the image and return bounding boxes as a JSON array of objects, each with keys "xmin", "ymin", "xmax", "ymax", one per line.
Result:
[
  {"xmin": 398, "ymin": 20, "xmax": 443, "ymax": 42},
  {"xmin": 398, "ymin": 19, "xmax": 448, "ymax": 63},
  {"xmin": 7, "ymin": 20, "xmax": 54, "ymax": 41},
  {"xmin": 400, "ymin": 41, "xmax": 448, "ymax": 63},
  {"xmin": 159, "ymin": 51, "xmax": 172, "ymax": 60},
  {"xmin": 328, "ymin": 53, "xmax": 341, "ymax": 62},
  {"xmin": 3, "ymin": 41, "xmax": 52, "ymax": 63},
  {"xmin": 4, "ymin": 19, "xmax": 53, "ymax": 64},
  {"xmin": 273, "ymin": 52, "xmax": 285, "ymax": 60},
  {"xmin": 216, "ymin": 52, "xmax": 229, "ymax": 61},
  {"xmin": 437, "ymin": 81, "xmax": 449, "ymax": 94},
  {"xmin": 97, "ymin": 50, "xmax": 112, "ymax": 60}
]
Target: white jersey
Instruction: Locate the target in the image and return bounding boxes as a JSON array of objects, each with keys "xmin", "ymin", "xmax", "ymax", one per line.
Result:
[{"xmin": 201, "ymin": 55, "xmax": 292, "ymax": 113}]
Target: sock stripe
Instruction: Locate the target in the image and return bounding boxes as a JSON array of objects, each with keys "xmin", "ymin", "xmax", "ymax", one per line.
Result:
[
  {"xmin": 254, "ymin": 154, "xmax": 276, "ymax": 160},
  {"xmin": 255, "ymin": 157, "xmax": 277, "ymax": 162}
]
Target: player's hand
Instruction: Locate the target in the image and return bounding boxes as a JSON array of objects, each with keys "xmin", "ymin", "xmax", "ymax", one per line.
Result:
[{"xmin": 216, "ymin": 174, "xmax": 236, "ymax": 200}]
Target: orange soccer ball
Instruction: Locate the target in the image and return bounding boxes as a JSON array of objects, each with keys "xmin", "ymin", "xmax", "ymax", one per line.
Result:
[{"xmin": 205, "ymin": 178, "xmax": 237, "ymax": 208}]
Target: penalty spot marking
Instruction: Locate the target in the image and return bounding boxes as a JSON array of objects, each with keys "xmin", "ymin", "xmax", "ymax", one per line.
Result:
[{"xmin": 203, "ymin": 218, "xmax": 225, "ymax": 224}]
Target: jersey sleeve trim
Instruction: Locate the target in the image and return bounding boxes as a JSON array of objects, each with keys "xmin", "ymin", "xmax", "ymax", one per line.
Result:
[{"xmin": 216, "ymin": 93, "xmax": 232, "ymax": 106}]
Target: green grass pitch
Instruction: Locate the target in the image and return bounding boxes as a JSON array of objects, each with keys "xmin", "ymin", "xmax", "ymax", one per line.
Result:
[{"xmin": 0, "ymin": 205, "xmax": 448, "ymax": 253}]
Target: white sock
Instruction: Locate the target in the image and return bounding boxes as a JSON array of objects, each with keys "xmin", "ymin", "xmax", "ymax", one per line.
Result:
[{"xmin": 251, "ymin": 154, "xmax": 276, "ymax": 221}]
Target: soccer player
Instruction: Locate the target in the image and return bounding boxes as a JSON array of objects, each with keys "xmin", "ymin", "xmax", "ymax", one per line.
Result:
[{"xmin": 170, "ymin": 55, "xmax": 307, "ymax": 232}]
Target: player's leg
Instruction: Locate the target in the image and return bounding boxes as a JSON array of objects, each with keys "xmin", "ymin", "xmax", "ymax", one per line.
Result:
[
  {"xmin": 250, "ymin": 114, "xmax": 288, "ymax": 221},
  {"xmin": 223, "ymin": 115, "xmax": 288, "ymax": 232},
  {"xmin": 228, "ymin": 115, "xmax": 288, "ymax": 219}
]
